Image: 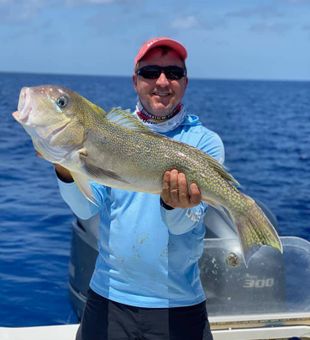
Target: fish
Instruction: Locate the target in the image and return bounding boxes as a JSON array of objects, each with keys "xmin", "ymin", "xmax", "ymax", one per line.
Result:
[{"xmin": 13, "ymin": 85, "xmax": 283, "ymax": 265}]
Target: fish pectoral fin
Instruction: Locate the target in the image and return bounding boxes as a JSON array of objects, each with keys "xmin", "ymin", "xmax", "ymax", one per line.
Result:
[
  {"xmin": 77, "ymin": 147, "xmax": 129, "ymax": 184},
  {"xmin": 71, "ymin": 171, "xmax": 99, "ymax": 206},
  {"xmin": 84, "ymin": 162, "xmax": 129, "ymax": 184}
]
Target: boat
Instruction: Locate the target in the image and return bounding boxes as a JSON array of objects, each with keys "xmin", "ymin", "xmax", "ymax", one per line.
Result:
[{"xmin": 1, "ymin": 202, "xmax": 309, "ymax": 339}]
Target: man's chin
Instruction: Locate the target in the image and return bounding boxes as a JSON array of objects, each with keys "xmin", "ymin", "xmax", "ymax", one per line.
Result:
[{"xmin": 150, "ymin": 104, "xmax": 175, "ymax": 117}]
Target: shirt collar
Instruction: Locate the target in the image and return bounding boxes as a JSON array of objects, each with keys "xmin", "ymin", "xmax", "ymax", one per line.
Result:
[{"xmin": 133, "ymin": 99, "xmax": 187, "ymax": 133}]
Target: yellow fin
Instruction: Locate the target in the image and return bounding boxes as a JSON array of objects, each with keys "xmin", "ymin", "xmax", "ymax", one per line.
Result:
[
  {"xmin": 105, "ymin": 107, "xmax": 151, "ymax": 133},
  {"xmin": 233, "ymin": 196, "xmax": 283, "ymax": 267}
]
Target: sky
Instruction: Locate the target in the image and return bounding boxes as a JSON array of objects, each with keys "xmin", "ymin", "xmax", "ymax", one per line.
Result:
[{"xmin": 0, "ymin": 0, "xmax": 310, "ymax": 80}]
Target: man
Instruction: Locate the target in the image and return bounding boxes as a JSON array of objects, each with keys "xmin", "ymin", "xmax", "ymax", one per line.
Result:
[{"xmin": 55, "ymin": 37, "xmax": 224, "ymax": 340}]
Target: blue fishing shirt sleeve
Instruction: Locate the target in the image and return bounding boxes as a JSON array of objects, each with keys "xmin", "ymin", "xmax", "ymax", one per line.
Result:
[{"xmin": 57, "ymin": 179, "xmax": 101, "ymax": 220}]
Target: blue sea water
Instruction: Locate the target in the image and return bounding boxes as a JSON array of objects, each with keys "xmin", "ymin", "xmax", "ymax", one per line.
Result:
[{"xmin": 0, "ymin": 72, "xmax": 309, "ymax": 327}]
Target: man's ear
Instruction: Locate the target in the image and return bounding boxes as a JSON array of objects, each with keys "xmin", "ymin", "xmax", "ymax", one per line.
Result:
[
  {"xmin": 185, "ymin": 76, "xmax": 189, "ymax": 88},
  {"xmin": 132, "ymin": 74, "xmax": 138, "ymax": 91}
]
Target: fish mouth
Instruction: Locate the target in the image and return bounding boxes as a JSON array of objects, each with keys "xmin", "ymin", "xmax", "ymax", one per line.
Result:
[{"xmin": 15, "ymin": 87, "xmax": 33, "ymax": 124}]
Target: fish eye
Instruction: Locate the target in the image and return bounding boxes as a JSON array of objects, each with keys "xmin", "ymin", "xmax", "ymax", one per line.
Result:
[{"xmin": 56, "ymin": 95, "xmax": 69, "ymax": 109}]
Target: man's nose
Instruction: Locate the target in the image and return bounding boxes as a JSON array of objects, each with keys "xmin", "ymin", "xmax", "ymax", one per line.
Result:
[{"xmin": 156, "ymin": 72, "xmax": 170, "ymax": 86}]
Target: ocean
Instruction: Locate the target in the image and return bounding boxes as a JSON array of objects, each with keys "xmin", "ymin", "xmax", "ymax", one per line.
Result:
[{"xmin": 0, "ymin": 72, "xmax": 309, "ymax": 326}]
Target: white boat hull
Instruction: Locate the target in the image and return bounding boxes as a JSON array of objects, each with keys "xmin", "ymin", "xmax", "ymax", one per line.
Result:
[{"xmin": 1, "ymin": 316, "xmax": 310, "ymax": 340}]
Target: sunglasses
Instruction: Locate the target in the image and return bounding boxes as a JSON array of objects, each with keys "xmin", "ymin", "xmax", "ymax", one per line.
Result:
[{"xmin": 136, "ymin": 65, "xmax": 186, "ymax": 80}]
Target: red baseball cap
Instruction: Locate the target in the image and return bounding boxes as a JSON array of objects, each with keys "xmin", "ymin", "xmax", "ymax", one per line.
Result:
[{"xmin": 134, "ymin": 37, "xmax": 187, "ymax": 66}]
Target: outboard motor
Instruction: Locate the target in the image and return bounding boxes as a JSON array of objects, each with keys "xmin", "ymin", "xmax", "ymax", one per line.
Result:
[
  {"xmin": 200, "ymin": 203, "xmax": 285, "ymax": 316},
  {"xmin": 68, "ymin": 201, "xmax": 285, "ymax": 319},
  {"xmin": 69, "ymin": 214, "xmax": 99, "ymax": 319}
]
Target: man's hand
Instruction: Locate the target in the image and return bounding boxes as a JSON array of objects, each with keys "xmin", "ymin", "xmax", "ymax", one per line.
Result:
[
  {"xmin": 161, "ymin": 169, "xmax": 202, "ymax": 209},
  {"xmin": 36, "ymin": 151, "xmax": 73, "ymax": 183},
  {"xmin": 54, "ymin": 164, "xmax": 74, "ymax": 183}
]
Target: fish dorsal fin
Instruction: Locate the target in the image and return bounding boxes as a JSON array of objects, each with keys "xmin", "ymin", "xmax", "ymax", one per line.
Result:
[
  {"xmin": 105, "ymin": 107, "xmax": 151, "ymax": 133},
  {"xmin": 105, "ymin": 107, "xmax": 238, "ymax": 186},
  {"xmin": 206, "ymin": 154, "xmax": 240, "ymax": 186}
]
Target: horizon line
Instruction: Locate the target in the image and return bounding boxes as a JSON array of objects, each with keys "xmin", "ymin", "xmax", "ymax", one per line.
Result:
[{"xmin": 1, "ymin": 69, "xmax": 309, "ymax": 83}]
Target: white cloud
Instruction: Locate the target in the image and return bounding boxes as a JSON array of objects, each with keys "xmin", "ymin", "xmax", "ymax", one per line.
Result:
[
  {"xmin": 0, "ymin": 0, "xmax": 128, "ymax": 23},
  {"xmin": 171, "ymin": 16, "xmax": 199, "ymax": 30},
  {"xmin": 65, "ymin": 0, "xmax": 129, "ymax": 4},
  {"xmin": 226, "ymin": 5, "xmax": 284, "ymax": 20},
  {"xmin": 0, "ymin": 0, "xmax": 49, "ymax": 22},
  {"xmin": 250, "ymin": 22, "xmax": 292, "ymax": 34},
  {"xmin": 281, "ymin": 0, "xmax": 310, "ymax": 3}
]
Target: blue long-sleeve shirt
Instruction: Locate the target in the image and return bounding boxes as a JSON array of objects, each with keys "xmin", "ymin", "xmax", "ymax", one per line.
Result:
[{"xmin": 58, "ymin": 113, "xmax": 224, "ymax": 308}]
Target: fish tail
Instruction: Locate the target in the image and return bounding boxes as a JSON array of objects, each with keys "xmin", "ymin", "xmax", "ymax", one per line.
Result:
[{"xmin": 231, "ymin": 196, "xmax": 283, "ymax": 266}]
